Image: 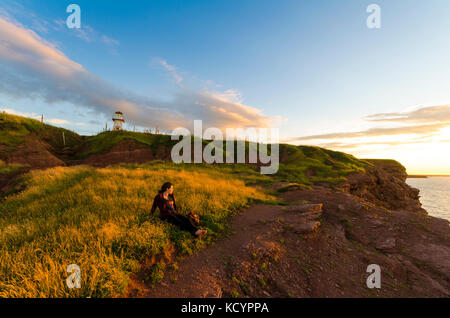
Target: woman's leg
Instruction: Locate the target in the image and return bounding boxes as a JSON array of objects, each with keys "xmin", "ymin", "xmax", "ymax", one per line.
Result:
[
  {"xmin": 173, "ymin": 214, "xmax": 199, "ymax": 235},
  {"xmin": 164, "ymin": 214, "xmax": 199, "ymax": 235}
]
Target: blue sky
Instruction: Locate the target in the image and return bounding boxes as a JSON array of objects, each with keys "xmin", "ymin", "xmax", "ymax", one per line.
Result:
[{"xmin": 1, "ymin": 0, "xmax": 450, "ymax": 174}]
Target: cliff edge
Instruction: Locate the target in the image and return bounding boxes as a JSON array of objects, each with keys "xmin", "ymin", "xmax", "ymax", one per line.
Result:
[{"xmin": 129, "ymin": 160, "xmax": 449, "ymax": 298}]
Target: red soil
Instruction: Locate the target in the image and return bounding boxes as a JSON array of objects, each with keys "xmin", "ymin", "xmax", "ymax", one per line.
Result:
[
  {"xmin": 6, "ymin": 135, "xmax": 65, "ymax": 169},
  {"xmin": 126, "ymin": 184, "xmax": 449, "ymax": 298},
  {"xmin": 80, "ymin": 140, "xmax": 157, "ymax": 167}
]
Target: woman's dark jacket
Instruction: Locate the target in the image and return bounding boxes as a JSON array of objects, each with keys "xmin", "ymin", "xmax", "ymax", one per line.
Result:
[{"xmin": 150, "ymin": 193, "xmax": 177, "ymax": 218}]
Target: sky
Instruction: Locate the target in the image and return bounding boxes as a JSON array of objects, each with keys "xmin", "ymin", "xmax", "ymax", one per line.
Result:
[{"xmin": 0, "ymin": 0, "xmax": 450, "ymax": 175}]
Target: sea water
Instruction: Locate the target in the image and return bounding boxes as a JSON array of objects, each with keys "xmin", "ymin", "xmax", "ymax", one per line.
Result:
[{"xmin": 406, "ymin": 177, "xmax": 450, "ymax": 221}]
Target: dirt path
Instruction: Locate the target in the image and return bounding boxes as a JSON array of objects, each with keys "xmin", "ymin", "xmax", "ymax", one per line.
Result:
[
  {"xmin": 126, "ymin": 187, "xmax": 450, "ymax": 298},
  {"xmin": 135, "ymin": 204, "xmax": 288, "ymax": 298}
]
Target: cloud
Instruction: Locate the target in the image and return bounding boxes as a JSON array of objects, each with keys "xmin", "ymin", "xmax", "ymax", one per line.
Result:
[
  {"xmin": 316, "ymin": 138, "xmax": 436, "ymax": 150},
  {"xmin": 101, "ymin": 35, "xmax": 120, "ymax": 46},
  {"xmin": 288, "ymin": 122, "xmax": 449, "ymax": 142},
  {"xmin": 153, "ymin": 58, "xmax": 184, "ymax": 85},
  {"xmin": 0, "ymin": 16, "xmax": 276, "ymax": 132},
  {"xmin": 366, "ymin": 105, "xmax": 450, "ymax": 124},
  {"xmin": 52, "ymin": 19, "xmax": 119, "ymax": 49},
  {"xmin": 168, "ymin": 89, "xmax": 274, "ymax": 129},
  {"xmin": 217, "ymin": 89, "xmax": 244, "ymax": 104},
  {"xmin": 285, "ymin": 104, "xmax": 450, "ymax": 153},
  {"xmin": 0, "ymin": 1, "xmax": 49, "ymax": 34},
  {"xmin": 72, "ymin": 25, "xmax": 96, "ymax": 43}
]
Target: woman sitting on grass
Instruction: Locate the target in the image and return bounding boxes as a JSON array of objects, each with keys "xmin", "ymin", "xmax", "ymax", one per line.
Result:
[{"xmin": 151, "ymin": 182, "xmax": 207, "ymax": 238}]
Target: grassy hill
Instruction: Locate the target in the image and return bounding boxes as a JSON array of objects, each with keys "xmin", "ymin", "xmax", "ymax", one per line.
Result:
[
  {"xmin": 0, "ymin": 112, "xmax": 372, "ymax": 185},
  {"xmin": 72, "ymin": 130, "xmax": 174, "ymax": 160},
  {"xmin": 0, "ymin": 164, "xmax": 272, "ymax": 297},
  {"xmin": 0, "ymin": 112, "xmax": 82, "ymax": 155},
  {"xmin": 0, "ymin": 112, "xmax": 384, "ymax": 297}
]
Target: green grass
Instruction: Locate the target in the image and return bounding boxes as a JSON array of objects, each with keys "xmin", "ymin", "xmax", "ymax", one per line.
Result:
[
  {"xmin": 0, "ymin": 112, "xmax": 82, "ymax": 155},
  {"xmin": 1, "ymin": 112, "xmax": 373, "ymax": 188},
  {"xmin": 0, "ymin": 112, "xmax": 389, "ymax": 298},
  {"xmin": 73, "ymin": 130, "xmax": 175, "ymax": 160},
  {"xmin": 363, "ymin": 159, "xmax": 406, "ymax": 175},
  {"xmin": 0, "ymin": 164, "xmax": 271, "ymax": 297},
  {"xmin": 71, "ymin": 129, "xmax": 371, "ymax": 187},
  {"xmin": 115, "ymin": 145, "xmax": 369, "ymax": 188},
  {"xmin": 145, "ymin": 262, "xmax": 166, "ymax": 285},
  {"xmin": 0, "ymin": 113, "xmax": 44, "ymax": 148},
  {"xmin": 276, "ymin": 144, "xmax": 370, "ymax": 185}
]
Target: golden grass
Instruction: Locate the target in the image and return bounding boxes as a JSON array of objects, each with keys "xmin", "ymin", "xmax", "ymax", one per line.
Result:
[{"xmin": 0, "ymin": 164, "xmax": 270, "ymax": 297}]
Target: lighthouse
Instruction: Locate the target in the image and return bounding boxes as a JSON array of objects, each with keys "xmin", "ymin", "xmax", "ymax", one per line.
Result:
[{"xmin": 112, "ymin": 111, "xmax": 125, "ymax": 131}]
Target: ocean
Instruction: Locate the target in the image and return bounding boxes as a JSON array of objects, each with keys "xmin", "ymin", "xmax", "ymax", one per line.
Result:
[{"xmin": 406, "ymin": 177, "xmax": 450, "ymax": 221}]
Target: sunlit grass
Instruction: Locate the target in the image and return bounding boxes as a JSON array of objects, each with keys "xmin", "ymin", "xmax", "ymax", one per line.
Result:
[
  {"xmin": 0, "ymin": 164, "xmax": 271, "ymax": 297},
  {"xmin": 0, "ymin": 113, "xmax": 373, "ymax": 298}
]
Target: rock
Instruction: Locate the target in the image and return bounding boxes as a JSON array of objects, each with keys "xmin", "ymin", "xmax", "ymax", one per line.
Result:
[
  {"xmin": 371, "ymin": 219, "xmax": 384, "ymax": 226},
  {"xmin": 283, "ymin": 203, "xmax": 323, "ymax": 214},
  {"xmin": 244, "ymin": 241, "xmax": 282, "ymax": 260},
  {"xmin": 335, "ymin": 224, "xmax": 346, "ymax": 240},
  {"xmin": 346, "ymin": 160, "xmax": 425, "ymax": 211},
  {"xmin": 299, "ymin": 211, "xmax": 323, "ymax": 221},
  {"xmin": 375, "ymin": 238, "xmax": 396, "ymax": 251},
  {"xmin": 283, "ymin": 204, "xmax": 323, "ymax": 223},
  {"xmin": 292, "ymin": 221, "xmax": 321, "ymax": 234},
  {"xmin": 409, "ymin": 243, "xmax": 450, "ymax": 277}
]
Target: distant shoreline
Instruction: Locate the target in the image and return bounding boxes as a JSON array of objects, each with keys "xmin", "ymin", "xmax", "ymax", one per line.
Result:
[{"xmin": 407, "ymin": 175, "xmax": 450, "ymax": 178}]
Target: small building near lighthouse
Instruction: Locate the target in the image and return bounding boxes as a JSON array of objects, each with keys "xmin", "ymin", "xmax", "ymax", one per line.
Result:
[{"xmin": 112, "ymin": 111, "xmax": 125, "ymax": 131}]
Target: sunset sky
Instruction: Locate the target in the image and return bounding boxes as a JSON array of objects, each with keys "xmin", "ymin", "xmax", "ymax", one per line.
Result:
[{"xmin": 0, "ymin": 0, "xmax": 449, "ymax": 175}]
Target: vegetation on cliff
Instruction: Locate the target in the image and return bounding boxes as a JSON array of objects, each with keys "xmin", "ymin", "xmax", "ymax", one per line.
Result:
[{"xmin": 1, "ymin": 112, "xmax": 436, "ymax": 298}]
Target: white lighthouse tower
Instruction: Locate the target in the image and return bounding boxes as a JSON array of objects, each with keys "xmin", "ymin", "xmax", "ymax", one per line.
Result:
[{"xmin": 112, "ymin": 111, "xmax": 125, "ymax": 131}]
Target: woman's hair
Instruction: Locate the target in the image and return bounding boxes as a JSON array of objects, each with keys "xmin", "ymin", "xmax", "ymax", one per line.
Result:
[{"xmin": 159, "ymin": 182, "xmax": 173, "ymax": 194}]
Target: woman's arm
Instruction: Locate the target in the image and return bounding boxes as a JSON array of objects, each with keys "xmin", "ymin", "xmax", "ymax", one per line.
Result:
[{"xmin": 150, "ymin": 195, "xmax": 159, "ymax": 215}]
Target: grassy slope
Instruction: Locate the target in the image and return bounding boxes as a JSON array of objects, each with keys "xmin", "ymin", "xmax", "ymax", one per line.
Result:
[
  {"xmin": 72, "ymin": 130, "xmax": 174, "ymax": 160},
  {"xmin": 0, "ymin": 113, "xmax": 394, "ymax": 297},
  {"xmin": 0, "ymin": 113, "xmax": 83, "ymax": 180},
  {"xmin": 277, "ymin": 144, "xmax": 370, "ymax": 184},
  {"xmin": 364, "ymin": 158, "xmax": 407, "ymax": 176},
  {"xmin": 0, "ymin": 164, "xmax": 271, "ymax": 297},
  {"xmin": 73, "ymin": 130, "xmax": 371, "ymax": 185},
  {"xmin": 0, "ymin": 112, "xmax": 372, "ymax": 185},
  {"xmin": 0, "ymin": 113, "xmax": 82, "ymax": 155}
]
